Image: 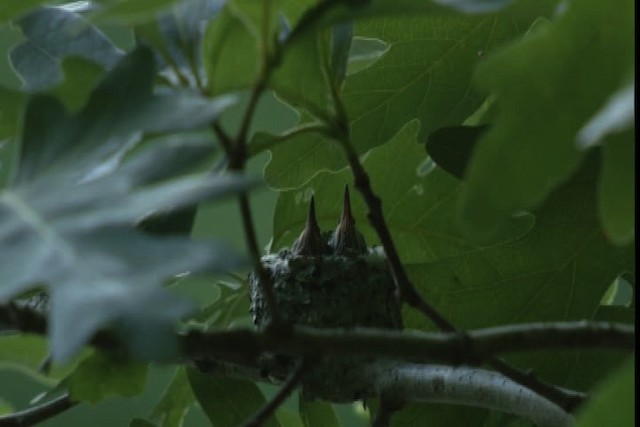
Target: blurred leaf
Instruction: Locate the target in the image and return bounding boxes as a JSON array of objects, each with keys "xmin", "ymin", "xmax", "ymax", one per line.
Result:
[
  {"xmin": 577, "ymin": 82, "xmax": 634, "ymax": 149},
  {"xmin": 330, "ymin": 22, "xmax": 353, "ymax": 88},
  {"xmin": 300, "ymin": 398, "xmax": 339, "ymax": 427},
  {"xmin": 0, "ymin": 335, "xmax": 82, "ymax": 383},
  {"xmin": 425, "ymin": 125, "xmax": 489, "ymax": 179},
  {"xmin": 10, "ymin": 7, "xmax": 123, "ymax": 90},
  {"xmin": 598, "ymin": 130, "xmax": 634, "ymax": 245},
  {"xmin": 135, "ymin": 0, "xmax": 223, "ymax": 87},
  {"xmin": 68, "ymin": 351, "xmax": 148, "ymax": 404},
  {"xmin": 276, "ymin": 408, "xmax": 304, "ymax": 427},
  {"xmin": 574, "ymin": 358, "xmax": 634, "ymax": 427},
  {"xmin": 461, "ymin": 0, "xmax": 634, "ymax": 238},
  {"xmin": 149, "ymin": 368, "xmax": 195, "ymax": 427},
  {"xmin": 49, "ymin": 56, "xmax": 105, "ymax": 113},
  {"xmin": 0, "ymin": 398, "xmax": 12, "ymax": 416},
  {"xmin": 432, "ymin": 0, "xmax": 515, "ymax": 13},
  {"xmin": 187, "ymin": 368, "xmax": 281, "ymax": 427},
  {"xmin": 94, "ymin": 0, "xmax": 179, "ymax": 23},
  {"xmin": 0, "ymin": 46, "xmax": 247, "ymax": 362},
  {"xmin": 391, "ymin": 402, "xmax": 487, "ymax": 427},
  {"xmin": 131, "ymin": 419, "xmax": 157, "ymax": 427}
]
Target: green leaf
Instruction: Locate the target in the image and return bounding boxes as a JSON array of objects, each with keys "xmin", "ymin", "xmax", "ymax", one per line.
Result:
[
  {"xmin": 461, "ymin": 0, "xmax": 634, "ymax": 237},
  {"xmin": 260, "ymin": 124, "xmax": 345, "ymax": 190},
  {"xmin": 273, "ymin": 120, "xmax": 532, "ymax": 264},
  {"xmin": 346, "ymin": 36, "xmax": 389, "ymax": 76},
  {"xmin": 405, "ymin": 152, "xmax": 634, "ymax": 386},
  {"xmin": 390, "ymin": 402, "xmax": 488, "ymax": 427},
  {"xmin": 565, "ymin": 305, "xmax": 634, "ymax": 391},
  {"xmin": 0, "ymin": 46, "xmax": 248, "ymax": 362},
  {"xmin": 149, "ymin": 368, "xmax": 195, "ymax": 427},
  {"xmin": 270, "ymin": 28, "xmax": 334, "ymax": 122},
  {"xmin": 598, "ymin": 130, "xmax": 634, "ymax": 246},
  {"xmin": 425, "ymin": 125, "xmax": 489, "ymax": 179},
  {"xmin": 68, "ymin": 351, "xmax": 148, "ymax": 404},
  {"xmin": 0, "ymin": 398, "xmax": 12, "ymax": 416},
  {"xmin": 276, "ymin": 408, "xmax": 304, "ymax": 427},
  {"xmin": 202, "ymin": 5, "xmax": 259, "ymax": 95},
  {"xmin": 187, "ymin": 368, "xmax": 281, "ymax": 427},
  {"xmin": 341, "ymin": 13, "xmax": 530, "ymax": 154},
  {"xmin": 10, "ymin": 7, "xmax": 123, "ymax": 90},
  {"xmin": 574, "ymin": 358, "xmax": 635, "ymax": 427},
  {"xmin": 299, "ymin": 398, "xmax": 339, "ymax": 427}
]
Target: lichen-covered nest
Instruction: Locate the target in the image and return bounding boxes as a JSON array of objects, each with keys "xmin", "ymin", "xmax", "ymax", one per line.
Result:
[{"xmin": 249, "ymin": 190, "xmax": 403, "ymax": 401}]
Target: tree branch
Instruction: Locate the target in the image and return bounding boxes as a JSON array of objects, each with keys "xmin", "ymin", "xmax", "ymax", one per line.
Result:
[
  {"xmin": 2, "ymin": 303, "xmax": 633, "ymax": 363},
  {"xmin": 0, "ymin": 394, "xmax": 76, "ymax": 427},
  {"xmin": 365, "ymin": 363, "xmax": 574, "ymax": 427}
]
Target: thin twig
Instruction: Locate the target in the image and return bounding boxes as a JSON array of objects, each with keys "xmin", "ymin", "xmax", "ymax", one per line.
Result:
[
  {"xmin": 241, "ymin": 357, "xmax": 315, "ymax": 427},
  {"xmin": 336, "ymin": 137, "xmax": 455, "ymax": 332},
  {"xmin": 0, "ymin": 394, "xmax": 76, "ymax": 427},
  {"xmin": 211, "ymin": 121, "xmax": 234, "ymax": 153}
]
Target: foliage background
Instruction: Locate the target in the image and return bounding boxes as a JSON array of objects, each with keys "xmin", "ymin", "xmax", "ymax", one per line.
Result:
[{"xmin": 0, "ymin": 0, "xmax": 634, "ymax": 426}]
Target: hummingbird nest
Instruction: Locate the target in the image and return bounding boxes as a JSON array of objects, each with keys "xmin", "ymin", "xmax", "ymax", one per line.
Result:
[{"xmin": 249, "ymin": 187, "xmax": 403, "ymax": 402}]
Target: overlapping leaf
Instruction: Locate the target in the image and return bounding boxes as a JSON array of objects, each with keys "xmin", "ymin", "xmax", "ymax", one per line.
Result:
[
  {"xmin": 10, "ymin": 7, "xmax": 123, "ymax": 90},
  {"xmin": 0, "ymin": 46, "xmax": 248, "ymax": 361},
  {"xmin": 263, "ymin": 3, "xmax": 555, "ymax": 190},
  {"xmin": 405, "ymin": 152, "xmax": 634, "ymax": 386},
  {"xmin": 461, "ymin": 0, "xmax": 634, "ymax": 239}
]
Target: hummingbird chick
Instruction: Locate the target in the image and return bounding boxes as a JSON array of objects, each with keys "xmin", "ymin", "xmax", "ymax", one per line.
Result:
[
  {"xmin": 329, "ymin": 186, "xmax": 367, "ymax": 256},
  {"xmin": 291, "ymin": 196, "xmax": 329, "ymax": 256}
]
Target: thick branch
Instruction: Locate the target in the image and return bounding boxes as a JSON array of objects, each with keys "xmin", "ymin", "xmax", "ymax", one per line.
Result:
[
  {"xmin": 1, "ymin": 304, "xmax": 633, "ymax": 363},
  {"xmin": 182, "ymin": 322, "xmax": 634, "ymax": 363},
  {"xmin": 365, "ymin": 363, "xmax": 574, "ymax": 427}
]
